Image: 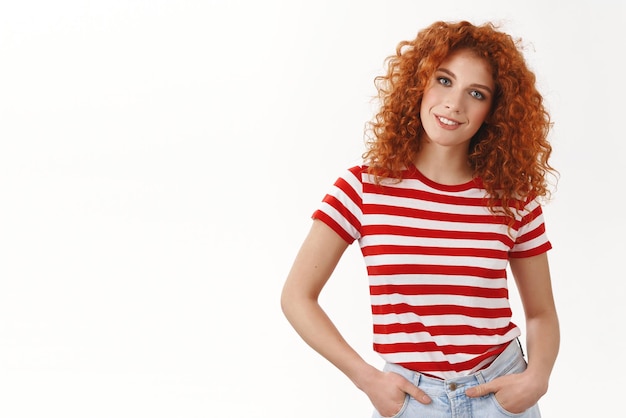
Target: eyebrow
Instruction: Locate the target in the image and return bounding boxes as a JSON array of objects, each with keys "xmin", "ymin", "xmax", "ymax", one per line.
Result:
[{"xmin": 437, "ymin": 68, "xmax": 494, "ymax": 95}]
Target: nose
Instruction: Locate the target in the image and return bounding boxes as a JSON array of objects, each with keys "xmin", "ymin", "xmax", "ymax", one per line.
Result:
[{"xmin": 444, "ymin": 89, "xmax": 464, "ymax": 113}]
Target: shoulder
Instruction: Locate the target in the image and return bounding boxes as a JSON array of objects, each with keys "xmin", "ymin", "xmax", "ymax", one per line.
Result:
[
  {"xmin": 336, "ymin": 164, "xmax": 369, "ymax": 185},
  {"xmin": 347, "ymin": 164, "xmax": 368, "ymax": 175}
]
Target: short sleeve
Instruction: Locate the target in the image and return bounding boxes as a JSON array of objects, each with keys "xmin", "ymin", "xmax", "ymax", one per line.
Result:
[
  {"xmin": 311, "ymin": 166, "xmax": 364, "ymax": 244},
  {"xmin": 509, "ymin": 199, "xmax": 552, "ymax": 258}
]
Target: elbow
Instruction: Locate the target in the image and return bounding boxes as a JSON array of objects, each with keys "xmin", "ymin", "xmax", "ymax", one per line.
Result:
[
  {"xmin": 280, "ymin": 283, "xmax": 297, "ymax": 320},
  {"xmin": 280, "ymin": 287, "xmax": 290, "ymax": 317},
  {"xmin": 280, "ymin": 280, "xmax": 316, "ymax": 321}
]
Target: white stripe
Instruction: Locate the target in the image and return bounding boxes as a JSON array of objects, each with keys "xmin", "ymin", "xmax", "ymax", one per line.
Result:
[
  {"xmin": 344, "ymin": 168, "xmax": 364, "ymax": 196},
  {"xmin": 372, "ymin": 313, "xmax": 512, "ymax": 329},
  {"xmin": 513, "ymin": 234, "xmax": 549, "ymax": 253},
  {"xmin": 318, "ymin": 202, "xmax": 360, "ymax": 239},
  {"xmin": 467, "ymin": 355, "xmax": 499, "ymax": 374},
  {"xmin": 365, "ymin": 177, "xmax": 486, "ymax": 198},
  {"xmin": 329, "ymin": 183, "xmax": 362, "ymax": 220},
  {"xmin": 517, "ymin": 211, "xmax": 545, "ymax": 234},
  {"xmin": 366, "ymin": 193, "xmax": 492, "ymax": 216},
  {"xmin": 363, "ymin": 214, "xmax": 508, "ymax": 234},
  {"xmin": 370, "ymin": 294, "xmax": 511, "ymax": 309},
  {"xmin": 368, "ymin": 274, "xmax": 508, "ymax": 289},
  {"xmin": 512, "ymin": 215, "xmax": 549, "ymax": 252},
  {"xmin": 383, "ymin": 351, "xmax": 482, "ymax": 365},
  {"xmin": 360, "ymin": 234, "xmax": 509, "ymax": 251},
  {"xmin": 522, "ymin": 198, "xmax": 541, "ymax": 212},
  {"xmin": 364, "ymin": 253, "xmax": 505, "ymax": 269},
  {"xmin": 372, "ymin": 328, "xmax": 520, "ymax": 346}
]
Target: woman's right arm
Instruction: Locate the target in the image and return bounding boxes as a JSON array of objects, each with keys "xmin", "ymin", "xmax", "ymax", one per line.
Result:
[{"xmin": 280, "ymin": 219, "xmax": 431, "ymax": 415}]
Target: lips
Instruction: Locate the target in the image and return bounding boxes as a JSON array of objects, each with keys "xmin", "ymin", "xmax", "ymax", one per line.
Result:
[
  {"xmin": 437, "ymin": 115, "xmax": 459, "ymax": 125},
  {"xmin": 435, "ymin": 115, "xmax": 462, "ymax": 129}
]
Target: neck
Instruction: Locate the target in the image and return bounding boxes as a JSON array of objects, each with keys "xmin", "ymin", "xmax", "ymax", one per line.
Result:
[{"xmin": 413, "ymin": 142, "xmax": 473, "ymax": 185}]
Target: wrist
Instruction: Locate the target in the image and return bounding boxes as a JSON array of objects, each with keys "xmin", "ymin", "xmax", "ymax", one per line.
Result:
[
  {"xmin": 521, "ymin": 368, "xmax": 550, "ymax": 397},
  {"xmin": 348, "ymin": 362, "xmax": 381, "ymax": 393}
]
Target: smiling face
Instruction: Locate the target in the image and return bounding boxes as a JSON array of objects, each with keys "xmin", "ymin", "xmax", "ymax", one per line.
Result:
[{"xmin": 419, "ymin": 49, "xmax": 495, "ymax": 152}]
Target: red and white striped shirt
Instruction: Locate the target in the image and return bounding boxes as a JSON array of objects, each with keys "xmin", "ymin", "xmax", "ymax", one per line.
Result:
[{"xmin": 313, "ymin": 165, "xmax": 551, "ymax": 379}]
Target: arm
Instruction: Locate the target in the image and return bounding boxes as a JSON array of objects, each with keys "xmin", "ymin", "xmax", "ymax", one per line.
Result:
[
  {"xmin": 510, "ymin": 252, "xmax": 560, "ymax": 393},
  {"xmin": 281, "ymin": 220, "xmax": 431, "ymax": 415},
  {"xmin": 467, "ymin": 252, "xmax": 560, "ymax": 412}
]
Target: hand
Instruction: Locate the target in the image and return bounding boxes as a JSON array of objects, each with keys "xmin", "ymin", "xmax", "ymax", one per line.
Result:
[
  {"xmin": 465, "ymin": 371, "xmax": 547, "ymax": 414},
  {"xmin": 361, "ymin": 369, "xmax": 431, "ymax": 417}
]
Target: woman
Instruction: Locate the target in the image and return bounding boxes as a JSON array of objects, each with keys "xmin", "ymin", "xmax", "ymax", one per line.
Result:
[{"xmin": 281, "ymin": 20, "xmax": 559, "ymax": 418}]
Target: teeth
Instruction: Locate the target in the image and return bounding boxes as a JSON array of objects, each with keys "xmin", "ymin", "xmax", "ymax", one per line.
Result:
[{"xmin": 438, "ymin": 116, "xmax": 458, "ymax": 126}]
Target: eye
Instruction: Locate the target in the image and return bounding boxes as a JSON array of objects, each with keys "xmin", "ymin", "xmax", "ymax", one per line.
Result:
[
  {"xmin": 437, "ymin": 76, "xmax": 452, "ymax": 86},
  {"xmin": 470, "ymin": 90, "xmax": 485, "ymax": 100}
]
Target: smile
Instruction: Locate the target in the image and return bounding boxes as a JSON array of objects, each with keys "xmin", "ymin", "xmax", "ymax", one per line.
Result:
[{"xmin": 437, "ymin": 116, "xmax": 460, "ymax": 126}]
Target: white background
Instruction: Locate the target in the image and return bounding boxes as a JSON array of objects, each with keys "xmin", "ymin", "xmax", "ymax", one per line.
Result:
[{"xmin": 1, "ymin": 1, "xmax": 624, "ymax": 417}]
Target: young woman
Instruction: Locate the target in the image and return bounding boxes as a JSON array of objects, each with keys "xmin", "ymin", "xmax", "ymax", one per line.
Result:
[{"xmin": 281, "ymin": 20, "xmax": 559, "ymax": 418}]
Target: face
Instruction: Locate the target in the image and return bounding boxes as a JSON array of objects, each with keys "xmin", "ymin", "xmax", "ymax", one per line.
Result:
[{"xmin": 419, "ymin": 49, "xmax": 494, "ymax": 151}]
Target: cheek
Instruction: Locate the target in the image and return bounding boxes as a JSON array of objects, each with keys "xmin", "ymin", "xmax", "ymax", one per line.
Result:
[
  {"xmin": 419, "ymin": 90, "xmax": 436, "ymax": 114},
  {"xmin": 419, "ymin": 100, "xmax": 427, "ymax": 116},
  {"xmin": 475, "ymin": 105, "xmax": 492, "ymax": 124}
]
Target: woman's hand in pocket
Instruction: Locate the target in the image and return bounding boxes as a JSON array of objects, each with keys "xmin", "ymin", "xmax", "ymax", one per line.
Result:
[
  {"xmin": 359, "ymin": 369, "xmax": 431, "ymax": 417},
  {"xmin": 466, "ymin": 372, "xmax": 547, "ymax": 414}
]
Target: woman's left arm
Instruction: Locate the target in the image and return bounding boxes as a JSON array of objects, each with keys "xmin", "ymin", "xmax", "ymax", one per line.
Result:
[
  {"xmin": 510, "ymin": 252, "xmax": 560, "ymax": 391},
  {"xmin": 466, "ymin": 252, "xmax": 560, "ymax": 413}
]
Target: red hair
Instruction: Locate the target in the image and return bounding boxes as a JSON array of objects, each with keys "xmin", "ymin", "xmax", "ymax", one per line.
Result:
[{"xmin": 363, "ymin": 21, "xmax": 555, "ymax": 221}]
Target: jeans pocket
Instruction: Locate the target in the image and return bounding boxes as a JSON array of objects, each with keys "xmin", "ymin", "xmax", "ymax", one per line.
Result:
[
  {"xmin": 377, "ymin": 394, "xmax": 410, "ymax": 418},
  {"xmin": 489, "ymin": 393, "xmax": 527, "ymax": 417}
]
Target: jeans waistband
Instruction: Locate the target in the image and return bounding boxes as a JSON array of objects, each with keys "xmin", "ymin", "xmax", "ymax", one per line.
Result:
[{"xmin": 383, "ymin": 339, "xmax": 525, "ymax": 388}]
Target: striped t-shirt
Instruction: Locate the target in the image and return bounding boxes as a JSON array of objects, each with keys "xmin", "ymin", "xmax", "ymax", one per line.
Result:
[{"xmin": 312, "ymin": 165, "xmax": 551, "ymax": 380}]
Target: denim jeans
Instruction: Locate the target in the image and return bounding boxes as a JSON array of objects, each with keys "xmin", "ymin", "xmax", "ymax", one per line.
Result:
[{"xmin": 372, "ymin": 340, "xmax": 541, "ymax": 418}]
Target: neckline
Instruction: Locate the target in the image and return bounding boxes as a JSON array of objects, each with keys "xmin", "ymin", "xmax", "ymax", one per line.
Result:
[{"xmin": 406, "ymin": 164, "xmax": 480, "ymax": 192}]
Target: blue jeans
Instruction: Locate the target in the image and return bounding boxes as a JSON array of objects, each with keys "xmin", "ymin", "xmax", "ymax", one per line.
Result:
[{"xmin": 372, "ymin": 340, "xmax": 541, "ymax": 418}]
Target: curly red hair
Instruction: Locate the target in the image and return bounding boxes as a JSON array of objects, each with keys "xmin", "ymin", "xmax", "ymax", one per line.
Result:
[{"xmin": 363, "ymin": 21, "xmax": 555, "ymax": 221}]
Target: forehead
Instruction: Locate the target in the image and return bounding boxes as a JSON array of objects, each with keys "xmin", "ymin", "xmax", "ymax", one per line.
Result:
[{"xmin": 437, "ymin": 49, "xmax": 494, "ymax": 87}]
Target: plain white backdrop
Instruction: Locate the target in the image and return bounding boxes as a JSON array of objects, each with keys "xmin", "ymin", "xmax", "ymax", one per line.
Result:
[{"xmin": 0, "ymin": 1, "xmax": 624, "ymax": 417}]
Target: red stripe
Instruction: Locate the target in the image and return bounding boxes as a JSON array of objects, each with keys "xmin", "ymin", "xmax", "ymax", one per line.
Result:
[
  {"xmin": 403, "ymin": 166, "xmax": 482, "ymax": 193},
  {"xmin": 334, "ymin": 176, "xmax": 361, "ymax": 208},
  {"xmin": 371, "ymin": 303, "xmax": 512, "ymax": 319},
  {"xmin": 362, "ymin": 225, "xmax": 515, "ymax": 247},
  {"xmin": 516, "ymin": 222, "xmax": 545, "ymax": 244},
  {"xmin": 367, "ymin": 264, "xmax": 505, "ymax": 279},
  {"xmin": 365, "ymin": 204, "xmax": 505, "ymax": 224},
  {"xmin": 393, "ymin": 344, "xmax": 508, "ymax": 373},
  {"xmin": 362, "ymin": 244, "xmax": 508, "ymax": 259},
  {"xmin": 349, "ymin": 165, "xmax": 366, "ymax": 178},
  {"xmin": 363, "ymin": 182, "xmax": 486, "ymax": 206},
  {"xmin": 373, "ymin": 341, "xmax": 503, "ymax": 355},
  {"xmin": 519, "ymin": 204, "xmax": 542, "ymax": 226},
  {"xmin": 509, "ymin": 242, "xmax": 552, "ymax": 258},
  {"xmin": 321, "ymin": 194, "xmax": 360, "ymax": 232},
  {"xmin": 373, "ymin": 322, "xmax": 515, "ymax": 336},
  {"xmin": 370, "ymin": 284, "xmax": 508, "ymax": 299},
  {"xmin": 312, "ymin": 211, "xmax": 354, "ymax": 243}
]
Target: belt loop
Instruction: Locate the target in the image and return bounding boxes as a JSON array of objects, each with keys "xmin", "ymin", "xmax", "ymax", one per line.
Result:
[
  {"xmin": 412, "ymin": 371, "xmax": 422, "ymax": 387},
  {"xmin": 516, "ymin": 338, "xmax": 525, "ymax": 358},
  {"xmin": 476, "ymin": 370, "xmax": 486, "ymax": 385}
]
